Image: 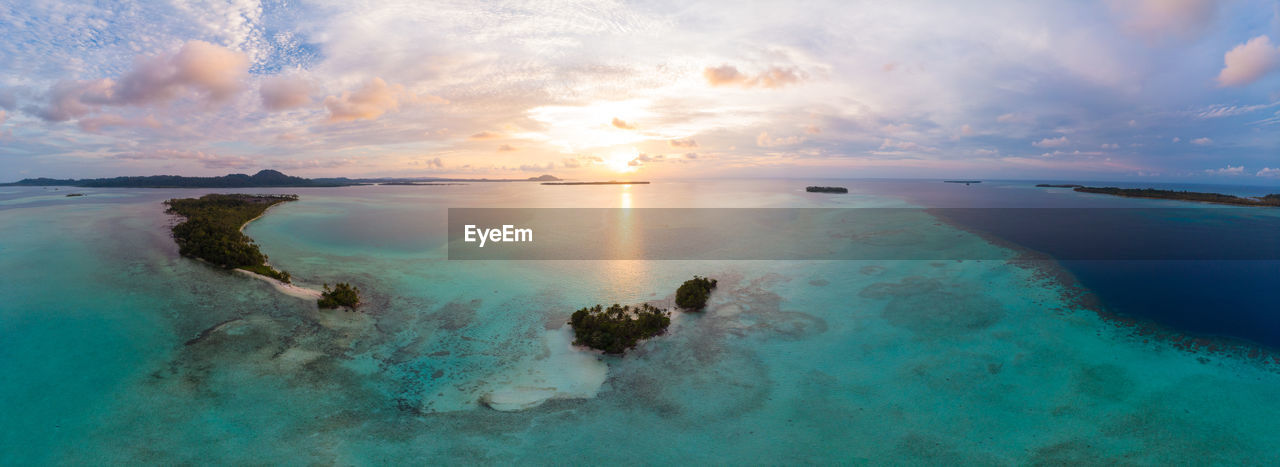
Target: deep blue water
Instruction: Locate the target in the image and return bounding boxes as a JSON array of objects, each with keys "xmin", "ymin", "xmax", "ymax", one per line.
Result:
[{"xmin": 858, "ymin": 179, "xmax": 1280, "ymax": 349}]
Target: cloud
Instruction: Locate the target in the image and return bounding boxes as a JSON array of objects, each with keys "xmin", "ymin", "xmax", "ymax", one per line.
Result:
[
  {"xmin": 113, "ymin": 40, "xmax": 248, "ymax": 105},
  {"xmin": 1205, "ymin": 165, "xmax": 1245, "ymax": 175},
  {"xmin": 1194, "ymin": 102, "xmax": 1279, "ymax": 119},
  {"xmin": 112, "ymin": 149, "xmax": 255, "ymax": 169},
  {"xmin": 519, "ymin": 162, "xmax": 554, "ymax": 171},
  {"xmin": 1172, "ymin": 137, "xmax": 1181, "ymax": 143},
  {"xmin": 879, "ymin": 139, "xmax": 936, "ymax": 152},
  {"xmin": 1100, "ymin": 143, "xmax": 1119, "ymax": 149},
  {"xmin": 260, "ymin": 76, "xmax": 312, "ymax": 111},
  {"xmin": 704, "ymin": 65, "xmax": 806, "ymax": 88},
  {"xmin": 424, "ymin": 157, "xmax": 443, "ymax": 168},
  {"xmin": 497, "ymin": 144, "xmax": 518, "ymax": 152},
  {"xmin": 323, "ymin": 78, "xmax": 404, "ymax": 122},
  {"xmin": 959, "ymin": 124, "xmax": 974, "ymax": 136},
  {"xmin": 1217, "ymin": 36, "xmax": 1280, "ymax": 87},
  {"xmin": 0, "ymin": 110, "xmax": 6, "ymax": 125},
  {"xmin": 1256, "ymin": 167, "xmax": 1280, "ymax": 177},
  {"xmin": 973, "ymin": 148, "xmax": 1000, "ymax": 156},
  {"xmin": 32, "ymin": 41, "xmax": 249, "ymax": 122},
  {"xmin": 1111, "ymin": 0, "xmax": 1218, "ymax": 41},
  {"xmin": 996, "ymin": 113, "xmax": 1033, "ymax": 124},
  {"xmin": 78, "ymin": 114, "xmax": 161, "ymax": 132},
  {"xmin": 561, "ymin": 158, "xmax": 581, "ymax": 168},
  {"xmin": 1191, "ymin": 137, "xmax": 1212, "ymax": 145},
  {"xmin": 684, "ymin": 152, "xmax": 699, "ymax": 159},
  {"xmin": 1032, "ymin": 136, "xmax": 1069, "ymax": 148},
  {"xmin": 469, "ymin": 131, "xmax": 502, "ymax": 140},
  {"xmin": 669, "ymin": 138, "xmax": 698, "ymax": 148},
  {"xmin": 611, "ymin": 117, "xmax": 636, "ymax": 129},
  {"xmin": 757, "ymin": 131, "xmax": 803, "ymax": 147}
]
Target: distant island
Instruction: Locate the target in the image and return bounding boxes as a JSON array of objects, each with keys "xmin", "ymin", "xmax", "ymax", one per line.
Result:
[
  {"xmin": 1036, "ymin": 184, "xmax": 1083, "ymax": 188},
  {"xmin": 1073, "ymin": 186, "xmax": 1280, "ymax": 207},
  {"xmin": 165, "ymin": 194, "xmax": 299, "ymax": 282},
  {"xmin": 3, "ymin": 170, "xmax": 562, "ymax": 188},
  {"xmin": 542, "ymin": 181, "xmax": 650, "ymax": 185},
  {"xmin": 944, "ymin": 180, "xmax": 982, "ymax": 185},
  {"xmin": 806, "ymin": 186, "xmax": 848, "ymax": 193},
  {"xmin": 380, "ymin": 182, "xmax": 468, "ymax": 186}
]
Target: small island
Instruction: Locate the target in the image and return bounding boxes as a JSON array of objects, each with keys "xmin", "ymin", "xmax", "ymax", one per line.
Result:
[
  {"xmin": 675, "ymin": 276, "xmax": 718, "ymax": 311},
  {"xmin": 1036, "ymin": 184, "xmax": 1083, "ymax": 188},
  {"xmin": 165, "ymin": 194, "xmax": 299, "ymax": 282},
  {"xmin": 542, "ymin": 181, "xmax": 651, "ymax": 185},
  {"xmin": 944, "ymin": 180, "xmax": 982, "ymax": 185},
  {"xmin": 65, "ymin": 193, "xmax": 86, "ymax": 197},
  {"xmin": 1073, "ymin": 186, "xmax": 1280, "ymax": 207},
  {"xmin": 806, "ymin": 186, "xmax": 848, "ymax": 193},
  {"xmin": 318, "ymin": 282, "xmax": 362, "ymax": 309},
  {"xmin": 568, "ymin": 303, "xmax": 671, "ymax": 354}
]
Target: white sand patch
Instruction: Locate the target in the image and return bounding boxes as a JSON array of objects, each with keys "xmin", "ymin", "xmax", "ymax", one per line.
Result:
[
  {"xmin": 478, "ymin": 327, "xmax": 609, "ymax": 412},
  {"xmin": 234, "ymin": 269, "xmax": 323, "ymax": 300}
]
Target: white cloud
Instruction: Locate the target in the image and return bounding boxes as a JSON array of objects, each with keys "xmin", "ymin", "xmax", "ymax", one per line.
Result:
[
  {"xmin": 1217, "ymin": 36, "xmax": 1280, "ymax": 87},
  {"xmin": 1100, "ymin": 143, "xmax": 1119, "ymax": 149},
  {"xmin": 1205, "ymin": 165, "xmax": 1245, "ymax": 175},
  {"xmin": 704, "ymin": 65, "xmax": 806, "ymax": 88},
  {"xmin": 1191, "ymin": 137, "xmax": 1212, "ymax": 145},
  {"xmin": 1032, "ymin": 136, "xmax": 1069, "ymax": 148},
  {"xmin": 1256, "ymin": 167, "xmax": 1280, "ymax": 177}
]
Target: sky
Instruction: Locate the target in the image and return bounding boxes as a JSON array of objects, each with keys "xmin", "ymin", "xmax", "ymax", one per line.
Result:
[{"xmin": 1, "ymin": 0, "xmax": 1279, "ymax": 183}]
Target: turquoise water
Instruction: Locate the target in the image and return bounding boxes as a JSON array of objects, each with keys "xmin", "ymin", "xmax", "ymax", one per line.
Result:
[{"xmin": 2, "ymin": 181, "xmax": 1279, "ymax": 464}]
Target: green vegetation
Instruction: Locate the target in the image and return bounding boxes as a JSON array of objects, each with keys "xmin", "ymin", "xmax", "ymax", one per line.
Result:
[
  {"xmin": 806, "ymin": 186, "xmax": 848, "ymax": 193},
  {"xmin": 568, "ymin": 303, "xmax": 671, "ymax": 354},
  {"xmin": 675, "ymin": 276, "xmax": 719, "ymax": 310},
  {"xmin": 1036, "ymin": 184, "xmax": 1083, "ymax": 188},
  {"xmin": 164, "ymin": 193, "xmax": 298, "ymax": 282},
  {"xmin": 318, "ymin": 282, "xmax": 362, "ymax": 309},
  {"xmin": 1074, "ymin": 186, "xmax": 1280, "ymax": 207}
]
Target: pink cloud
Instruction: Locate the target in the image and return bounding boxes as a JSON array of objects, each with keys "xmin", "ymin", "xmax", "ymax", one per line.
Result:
[
  {"xmin": 1217, "ymin": 36, "xmax": 1280, "ymax": 87},
  {"xmin": 611, "ymin": 117, "xmax": 636, "ymax": 130},
  {"xmin": 34, "ymin": 41, "xmax": 248, "ymax": 122},
  {"xmin": 323, "ymin": 78, "xmax": 404, "ymax": 122},
  {"xmin": 260, "ymin": 76, "xmax": 313, "ymax": 111},
  {"xmin": 704, "ymin": 65, "xmax": 806, "ymax": 88}
]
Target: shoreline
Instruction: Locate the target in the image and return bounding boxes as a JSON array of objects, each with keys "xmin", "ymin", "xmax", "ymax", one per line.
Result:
[{"xmin": 233, "ymin": 201, "xmax": 325, "ymax": 300}]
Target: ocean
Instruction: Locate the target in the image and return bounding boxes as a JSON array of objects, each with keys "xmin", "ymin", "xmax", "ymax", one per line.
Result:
[{"xmin": 1, "ymin": 179, "xmax": 1278, "ymax": 464}]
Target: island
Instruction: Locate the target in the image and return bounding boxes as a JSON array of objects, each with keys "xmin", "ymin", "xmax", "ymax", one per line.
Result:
[
  {"xmin": 1036, "ymin": 184, "xmax": 1083, "ymax": 188},
  {"xmin": 65, "ymin": 193, "xmax": 86, "ymax": 197},
  {"xmin": 380, "ymin": 182, "xmax": 468, "ymax": 186},
  {"xmin": 944, "ymin": 180, "xmax": 982, "ymax": 185},
  {"xmin": 164, "ymin": 194, "xmax": 299, "ymax": 282},
  {"xmin": 568, "ymin": 303, "xmax": 671, "ymax": 354},
  {"xmin": 1072, "ymin": 186, "xmax": 1280, "ymax": 207},
  {"xmin": 806, "ymin": 186, "xmax": 848, "ymax": 193},
  {"xmin": 3, "ymin": 170, "xmax": 564, "ymax": 188},
  {"xmin": 318, "ymin": 283, "xmax": 362, "ymax": 309},
  {"xmin": 675, "ymin": 276, "xmax": 719, "ymax": 310},
  {"xmin": 541, "ymin": 181, "xmax": 651, "ymax": 185}
]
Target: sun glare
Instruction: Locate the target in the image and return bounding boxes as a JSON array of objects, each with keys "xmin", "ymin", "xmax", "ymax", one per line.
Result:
[{"xmin": 605, "ymin": 149, "xmax": 638, "ymax": 174}]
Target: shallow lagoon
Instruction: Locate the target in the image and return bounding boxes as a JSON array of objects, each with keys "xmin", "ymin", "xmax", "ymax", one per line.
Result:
[{"xmin": 2, "ymin": 180, "xmax": 1279, "ymax": 464}]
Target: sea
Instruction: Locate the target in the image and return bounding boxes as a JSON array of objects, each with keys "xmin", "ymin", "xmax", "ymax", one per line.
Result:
[{"xmin": 1, "ymin": 179, "xmax": 1278, "ymax": 464}]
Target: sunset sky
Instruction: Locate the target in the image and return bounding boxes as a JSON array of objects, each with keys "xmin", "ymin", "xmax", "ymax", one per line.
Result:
[{"xmin": 2, "ymin": 0, "xmax": 1279, "ymax": 182}]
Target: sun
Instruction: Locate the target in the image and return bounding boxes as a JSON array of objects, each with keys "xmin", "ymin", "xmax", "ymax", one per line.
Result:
[{"xmin": 604, "ymin": 149, "xmax": 638, "ymax": 174}]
